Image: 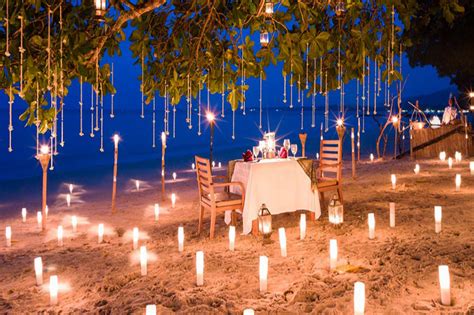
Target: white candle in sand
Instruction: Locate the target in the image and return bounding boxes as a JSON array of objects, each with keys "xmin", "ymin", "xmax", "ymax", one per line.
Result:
[
  {"xmin": 455, "ymin": 174, "xmax": 461, "ymax": 191},
  {"xmin": 259, "ymin": 256, "xmax": 268, "ymax": 293},
  {"xmin": 438, "ymin": 265, "xmax": 451, "ymax": 306},
  {"xmin": 369, "ymin": 153, "xmax": 374, "ymax": 162},
  {"xmin": 470, "ymin": 161, "xmax": 474, "ymax": 175},
  {"xmin": 172, "ymin": 172, "xmax": 177, "ymax": 181},
  {"xmin": 154, "ymin": 203, "xmax": 160, "ymax": 221},
  {"xmin": 196, "ymin": 251, "xmax": 204, "ymax": 286},
  {"xmin": 391, "ymin": 174, "xmax": 396, "ymax": 190},
  {"xmin": 98, "ymin": 223, "xmax": 104, "ymax": 244},
  {"xmin": 414, "ymin": 164, "xmax": 420, "ymax": 175},
  {"xmin": 34, "ymin": 257, "xmax": 43, "ymax": 286},
  {"xmin": 212, "ymin": 161, "xmax": 216, "ymax": 168},
  {"xmin": 448, "ymin": 157, "xmax": 453, "ymax": 169},
  {"xmin": 354, "ymin": 281, "xmax": 365, "ymax": 315},
  {"xmin": 45, "ymin": 205, "xmax": 49, "ymax": 217},
  {"xmin": 145, "ymin": 305, "xmax": 157, "ymax": 315},
  {"xmin": 439, "ymin": 151, "xmax": 446, "ymax": 161},
  {"xmin": 278, "ymin": 227, "xmax": 287, "ymax": 257},
  {"xmin": 243, "ymin": 309, "xmax": 255, "ymax": 315},
  {"xmin": 49, "ymin": 275, "xmax": 58, "ymax": 305},
  {"xmin": 37, "ymin": 211, "xmax": 42, "ymax": 229},
  {"xmin": 218, "ymin": 162, "xmax": 222, "ymax": 168},
  {"xmin": 229, "ymin": 226, "xmax": 235, "ymax": 251},
  {"xmin": 329, "ymin": 239, "xmax": 337, "ymax": 270},
  {"xmin": 5, "ymin": 226, "xmax": 11, "ymax": 247},
  {"xmin": 71, "ymin": 215, "xmax": 77, "ymax": 233},
  {"xmin": 69, "ymin": 184, "xmax": 73, "ymax": 194},
  {"xmin": 434, "ymin": 206, "xmax": 442, "ymax": 233},
  {"xmin": 57, "ymin": 225, "xmax": 63, "ymax": 246},
  {"xmin": 389, "ymin": 202, "xmax": 395, "ymax": 228},
  {"xmin": 178, "ymin": 226, "xmax": 184, "ymax": 252},
  {"xmin": 300, "ymin": 213, "xmax": 306, "ymax": 240},
  {"xmin": 455, "ymin": 151, "xmax": 461, "ymax": 162},
  {"xmin": 132, "ymin": 227, "xmax": 139, "ymax": 250},
  {"xmin": 66, "ymin": 193, "xmax": 71, "ymax": 207},
  {"xmin": 21, "ymin": 207, "xmax": 27, "ymax": 222},
  {"xmin": 368, "ymin": 213, "xmax": 375, "ymax": 240},
  {"xmin": 171, "ymin": 193, "xmax": 176, "ymax": 208},
  {"xmin": 136, "ymin": 180, "xmax": 140, "ymax": 191},
  {"xmin": 191, "ymin": 163, "xmax": 195, "ymax": 170},
  {"xmin": 140, "ymin": 245, "xmax": 147, "ymax": 276}
]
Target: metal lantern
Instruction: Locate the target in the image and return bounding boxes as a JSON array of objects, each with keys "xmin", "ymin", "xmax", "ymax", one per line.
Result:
[
  {"xmin": 258, "ymin": 204, "xmax": 272, "ymax": 238},
  {"xmin": 260, "ymin": 31, "xmax": 269, "ymax": 48},
  {"xmin": 265, "ymin": 0, "xmax": 274, "ymax": 15},
  {"xmin": 328, "ymin": 194, "xmax": 343, "ymax": 225},
  {"xmin": 335, "ymin": 0, "xmax": 346, "ymax": 18},
  {"xmin": 95, "ymin": 0, "xmax": 106, "ymax": 18}
]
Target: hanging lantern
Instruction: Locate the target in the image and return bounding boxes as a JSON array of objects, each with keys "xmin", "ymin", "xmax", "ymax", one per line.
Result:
[
  {"xmin": 258, "ymin": 204, "xmax": 272, "ymax": 239},
  {"xmin": 335, "ymin": 0, "xmax": 346, "ymax": 18},
  {"xmin": 260, "ymin": 31, "xmax": 269, "ymax": 48},
  {"xmin": 328, "ymin": 194, "xmax": 343, "ymax": 224},
  {"xmin": 95, "ymin": 0, "xmax": 106, "ymax": 19},
  {"xmin": 265, "ymin": 0, "xmax": 274, "ymax": 16}
]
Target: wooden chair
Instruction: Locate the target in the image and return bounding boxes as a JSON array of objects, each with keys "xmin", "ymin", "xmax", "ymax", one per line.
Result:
[
  {"xmin": 316, "ymin": 140, "xmax": 343, "ymax": 209},
  {"xmin": 195, "ymin": 156, "xmax": 245, "ymax": 239}
]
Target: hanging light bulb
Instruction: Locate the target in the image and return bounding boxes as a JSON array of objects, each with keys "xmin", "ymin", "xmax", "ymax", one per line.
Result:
[
  {"xmin": 260, "ymin": 31, "xmax": 269, "ymax": 48},
  {"xmin": 265, "ymin": 0, "xmax": 274, "ymax": 15},
  {"xmin": 95, "ymin": 0, "xmax": 106, "ymax": 19}
]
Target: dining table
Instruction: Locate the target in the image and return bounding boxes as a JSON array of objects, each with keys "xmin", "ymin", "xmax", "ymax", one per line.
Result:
[{"xmin": 226, "ymin": 158, "xmax": 321, "ymax": 234}]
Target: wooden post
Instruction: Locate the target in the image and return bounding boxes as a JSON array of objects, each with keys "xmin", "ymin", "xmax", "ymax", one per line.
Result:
[
  {"xmin": 409, "ymin": 128, "xmax": 413, "ymax": 160},
  {"xmin": 351, "ymin": 128, "xmax": 356, "ymax": 179},
  {"xmin": 111, "ymin": 135, "xmax": 119, "ymax": 214},
  {"xmin": 357, "ymin": 117, "xmax": 361, "ymax": 161},
  {"xmin": 299, "ymin": 133, "xmax": 307, "ymax": 157},
  {"xmin": 37, "ymin": 148, "xmax": 51, "ymax": 231},
  {"xmin": 161, "ymin": 132, "xmax": 166, "ymax": 201}
]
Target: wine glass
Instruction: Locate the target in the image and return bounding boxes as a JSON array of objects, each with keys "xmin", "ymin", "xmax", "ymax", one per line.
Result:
[
  {"xmin": 283, "ymin": 139, "xmax": 290, "ymax": 151},
  {"xmin": 290, "ymin": 144, "xmax": 298, "ymax": 158},
  {"xmin": 252, "ymin": 146, "xmax": 260, "ymax": 161}
]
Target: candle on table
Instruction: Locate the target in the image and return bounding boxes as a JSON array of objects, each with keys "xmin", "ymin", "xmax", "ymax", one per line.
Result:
[
  {"xmin": 439, "ymin": 151, "xmax": 446, "ymax": 161},
  {"xmin": 368, "ymin": 213, "xmax": 375, "ymax": 240},
  {"xmin": 34, "ymin": 257, "xmax": 43, "ymax": 286},
  {"xmin": 259, "ymin": 256, "xmax": 268, "ymax": 293},
  {"xmin": 5, "ymin": 226, "xmax": 11, "ymax": 247},
  {"xmin": 329, "ymin": 239, "xmax": 338, "ymax": 270},
  {"xmin": 154, "ymin": 204, "xmax": 160, "ymax": 221},
  {"xmin": 98, "ymin": 223, "xmax": 104, "ymax": 244},
  {"xmin": 299, "ymin": 213, "xmax": 306, "ymax": 240},
  {"xmin": 171, "ymin": 193, "xmax": 176, "ymax": 208},
  {"xmin": 49, "ymin": 275, "xmax": 58, "ymax": 305},
  {"xmin": 391, "ymin": 174, "xmax": 396, "ymax": 190},
  {"xmin": 71, "ymin": 215, "xmax": 77, "ymax": 233},
  {"xmin": 21, "ymin": 207, "xmax": 27, "ymax": 222},
  {"xmin": 229, "ymin": 226, "xmax": 235, "ymax": 251},
  {"xmin": 66, "ymin": 193, "xmax": 71, "ymax": 207},
  {"xmin": 354, "ymin": 281, "xmax": 365, "ymax": 315},
  {"xmin": 57, "ymin": 225, "xmax": 63, "ymax": 246},
  {"xmin": 140, "ymin": 246, "xmax": 147, "ymax": 276},
  {"xmin": 278, "ymin": 227, "xmax": 287, "ymax": 257},
  {"xmin": 448, "ymin": 157, "xmax": 453, "ymax": 169},
  {"xmin": 178, "ymin": 226, "xmax": 184, "ymax": 252},
  {"xmin": 438, "ymin": 265, "xmax": 451, "ymax": 306},
  {"xmin": 455, "ymin": 174, "xmax": 461, "ymax": 191},
  {"xmin": 414, "ymin": 164, "xmax": 420, "ymax": 175},
  {"xmin": 196, "ymin": 251, "xmax": 204, "ymax": 286},
  {"xmin": 434, "ymin": 206, "xmax": 442, "ymax": 233},
  {"xmin": 37, "ymin": 211, "xmax": 42, "ymax": 229},
  {"xmin": 389, "ymin": 202, "xmax": 395, "ymax": 228},
  {"xmin": 145, "ymin": 305, "xmax": 157, "ymax": 315}
]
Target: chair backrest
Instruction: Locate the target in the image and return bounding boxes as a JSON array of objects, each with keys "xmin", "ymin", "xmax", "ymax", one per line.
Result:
[
  {"xmin": 195, "ymin": 156, "xmax": 214, "ymax": 199},
  {"xmin": 319, "ymin": 140, "xmax": 342, "ymax": 181}
]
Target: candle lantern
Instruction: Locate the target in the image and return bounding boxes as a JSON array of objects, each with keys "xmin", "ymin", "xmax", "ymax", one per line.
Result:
[
  {"xmin": 95, "ymin": 0, "xmax": 106, "ymax": 19},
  {"xmin": 328, "ymin": 194, "xmax": 343, "ymax": 225},
  {"xmin": 37, "ymin": 145, "xmax": 51, "ymax": 231},
  {"xmin": 257, "ymin": 204, "xmax": 272, "ymax": 240},
  {"xmin": 111, "ymin": 134, "xmax": 120, "ymax": 214},
  {"xmin": 264, "ymin": 0, "xmax": 274, "ymax": 15},
  {"xmin": 336, "ymin": 118, "xmax": 346, "ymax": 141},
  {"xmin": 260, "ymin": 31, "xmax": 269, "ymax": 48},
  {"xmin": 263, "ymin": 132, "xmax": 276, "ymax": 158}
]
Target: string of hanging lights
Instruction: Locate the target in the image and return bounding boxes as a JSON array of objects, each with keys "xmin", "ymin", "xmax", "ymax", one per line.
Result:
[
  {"xmin": 110, "ymin": 63, "xmax": 115, "ymax": 118},
  {"xmin": 79, "ymin": 77, "xmax": 84, "ymax": 136}
]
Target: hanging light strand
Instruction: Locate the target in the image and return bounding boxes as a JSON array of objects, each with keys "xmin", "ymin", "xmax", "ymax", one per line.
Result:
[
  {"xmin": 152, "ymin": 95, "xmax": 156, "ymax": 148},
  {"xmin": 324, "ymin": 71, "xmax": 328, "ymax": 132},
  {"xmin": 8, "ymin": 86, "xmax": 13, "ymax": 152},
  {"xmin": 79, "ymin": 76, "xmax": 84, "ymax": 136},
  {"xmin": 36, "ymin": 82, "xmax": 40, "ymax": 154},
  {"xmin": 366, "ymin": 56, "xmax": 370, "ymax": 115},
  {"xmin": 4, "ymin": 0, "xmax": 10, "ymax": 57},
  {"xmin": 198, "ymin": 80, "xmax": 202, "ymax": 136},
  {"xmin": 282, "ymin": 71, "xmax": 286, "ymax": 104},
  {"xmin": 290, "ymin": 61, "xmax": 293, "ymax": 108},
  {"xmin": 374, "ymin": 58, "xmax": 377, "ymax": 115},
  {"xmin": 59, "ymin": 4, "xmax": 65, "ymax": 147},
  {"xmin": 47, "ymin": 7, "xmax": 52, "ymax": 90},
  {"xmin": 110, "ymin": 63, "xmax": 115, "ymax": 118},
  {"xmin": 90, "ymin": 84, "xmax": 94, "ymax": 138},
  {"xmin": 259, "ymin": 70, "xmax": 263, "ymax": 129},
  {"xmin": 94, "ymin": 61, "xmax": 99, "ymax": 131},
  {"xmin": 305, "ymin": 43, "xmax": 309, "ymax": 89},
  {"xmin": 19, "ymin": 14, "xmax": 25, "ymax": 96},
  {"xmin": 311, "ymin": 58, "xmax": 316, "ymax": 128},
  {"xmin": 141, "ymin": 51, "xmax": 145, "ymax": 118},
  {"xmin": 221, "ymin": 60, "xmax": 225, "ymax": 117},
  {"xmin": 100, "ymin": 84, "xmax": 104, "ymax": 152}
]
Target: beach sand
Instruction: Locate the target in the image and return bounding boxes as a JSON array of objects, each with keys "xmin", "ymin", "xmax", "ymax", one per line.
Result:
[{"xmin": 0, "ymin": 158, "xmax": 473, "ymax": 314}]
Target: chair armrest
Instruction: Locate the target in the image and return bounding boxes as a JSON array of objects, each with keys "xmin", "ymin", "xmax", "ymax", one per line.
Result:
[
  {"xmin": 213, "ymin": 181, "xmax": 245, "ymax": 193},
  {"xmin": 212, "ymin": 175, "xmax": 228, "ymax": 182}
]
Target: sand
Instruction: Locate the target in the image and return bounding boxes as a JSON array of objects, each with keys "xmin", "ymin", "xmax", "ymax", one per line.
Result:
[{"xmin": 0, "ymin": 158, "xmax": 473, "ymax": 314}]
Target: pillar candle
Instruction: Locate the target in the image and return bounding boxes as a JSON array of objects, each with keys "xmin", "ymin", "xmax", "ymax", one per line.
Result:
[
  {"xmin": 191, "ymin": 163, "xmax": 195, "ymax": 170},
  {"xmin": 66, "ymin": 194, "xmax": 71, "ymax": 207},
  {"xmin": 69, "ymin": 184, "xmax": 73, "ymax": 194},
  {"xmin": 178, "ymin": 226, "xmax": 184, "ymax": 252},
  {"xmin": 470, "ymin": 161, "xmax": 474, "ymax": 176},
  {"xmin": 329, "ymin": 239, "xmax": 338, "ymax": 270},
  {"xmin": 37, "ymin": 211, "xmax": 42, "ymax": 229},
  {"xmin": 71, "ymin": 215, "xmax": 77, "ymax": 233},
  {"xmin": 414, "ymin": 164, "xmax": 420, "ymax": 175},
  {"xmin": 391, "ymin": 174, "xmax": 396, "ymax": 190},
  {"xmin": 34, "ymin": 257, "xmax": 43, "ymax": 286},
  {"xmin": 21, "ymin": 208, "xmax": 27, "ymax": 222},
  {"xmin": 368, "ymin": 213, "xmax": 375, "ymax": 240},
  {"xmin": 196, "ymin": 251, "xmax": 204, "ymax": 286},
  {"xmin": 45, "ymin": 205, "xmax": 49, "ymax": 217},
  {"xmin": 133, "ymin": 227, "xmax": 139, "ymax": 250},
  {"xmin": 140, "ymin": 246, "xmax": 147, "ymax": 276},
  {"xmin": 448, "ymin": 157, "xmax": 453, "ymax": 169},
  {"xmin": 389, "ymin": 202, "xmax": 395, "ymax": 228},
  {"xmin": 145, "ymin": 305, "xmax": 157, "ymax": 315},
  {"xmin": 172, "ymin": 172, "xmax": 177, "ymax": 181},
  {"xmin": 434, "ymin": 206, "xmax": 442, "ymax": 233},
  {"xmin": 229, "ymin": 226, "xmax": 235, "ymax": 251},
  {"xmin": 455, "ymin": 174, "xmax": 461, "ymax": 191},
  {"xmin": 57, "ymin": 225, "xmax": 63, "ymax": 247},
  {"xmin": 278, "ymin": 227, "xmax": 287, "ymax": 257},
  {"xmin": 136, "ymin": 180, "xmax": 140, "ymax": 191},
  {"xmin": 259, "ymin": 256, "xmax": 268, "ymax": 293},
  {"xmin": 243, "ymin": 309, "xmax": 255, "ymax": 315},
  {"xmin": 439, "ymin": 151, "xmax": 446, "ymax": 161},
  {"xmin": 5, "ymin": 226, "xmax": 11, "ymax": 247},
  {"xmin": 171, "ymin": 193, "xmax": 176, "ymax": 208},
  {"xmin": 438, "ymin": 265, "xmax": 451, "ymax": 306},
  {"xmin": 98, "ymin": 223, "xmax": 104, "ymax": 244},
  {"xmin": 49, "ymin": 275, "xmax": 58, "ymax": 305},
  {"xmin": 218, "ymin": 162, "xmax": 222, "ymax": 168},
  {"xmin": 370, "ymin": 153, "xmax": 374, "ymax": 162},
  {"xmin": 354, "ymin": 281, "xmax": 365, "ymax": 315},
  {"xmin": 299, "ymin": 213, "xmax": 306, "ymax": 240},
  {"xmin": 154, "ymin": 204, "xmax": 160, "ymax": 221}
]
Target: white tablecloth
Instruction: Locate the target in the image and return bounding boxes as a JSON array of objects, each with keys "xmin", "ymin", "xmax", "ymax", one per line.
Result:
[{"xmin": 228, "ymin": 159, "xmax": 321, "ymax": 234}]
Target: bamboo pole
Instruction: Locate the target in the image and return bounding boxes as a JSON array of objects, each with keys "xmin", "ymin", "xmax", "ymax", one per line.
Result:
[
  {"xmin": 351, "ymin": 128, "xmax": 356, "ymax": 179},
  {"xmin": 161, "ymin": 132, "xmax": 167, "ymax": 201},
  {"xmin": 299, "ymin": 133, "xmax": 307, "ymax": 157},
  {"xmin": 37, "ymin": 146, "xmax": 51, "ymax": 231},
  {"xmin": 111, "ymin": 135, "xmax": 119, "ymax": 214}
]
